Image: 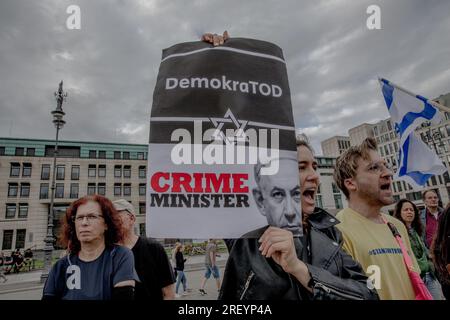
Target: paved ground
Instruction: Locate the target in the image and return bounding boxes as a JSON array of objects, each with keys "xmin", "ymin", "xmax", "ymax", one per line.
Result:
[{"xmin": 0, "ymin": 253, "xmax": 228, "ymax": 300}]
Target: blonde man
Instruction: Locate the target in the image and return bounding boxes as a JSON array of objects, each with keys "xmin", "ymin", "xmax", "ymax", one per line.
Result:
[{"xmin": 333, "ymin": 137, "xmax": 421, "ymax": 300}]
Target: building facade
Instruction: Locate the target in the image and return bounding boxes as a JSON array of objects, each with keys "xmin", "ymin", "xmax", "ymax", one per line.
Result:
[
  {"xmin": 315, "ymin": 156, "xmax": 348, "ymax": 215},
  {"xmin": 321, "ymin": 136, "xmax": 351, "ymax": 157},
  {"xmin": 0, "ymin": 138, "xmax": 148, "ymax": 253}
]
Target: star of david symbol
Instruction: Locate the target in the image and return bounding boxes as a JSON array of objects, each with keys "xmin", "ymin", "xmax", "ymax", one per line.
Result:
[{"xmin": 209, "ymin": 109, "xmax": 248, "ymax": 145}]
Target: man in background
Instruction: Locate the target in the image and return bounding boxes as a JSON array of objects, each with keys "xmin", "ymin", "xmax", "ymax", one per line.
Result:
[{"xmin": 113, "ymin": 199, "xmax": 175, "ymax": 300}]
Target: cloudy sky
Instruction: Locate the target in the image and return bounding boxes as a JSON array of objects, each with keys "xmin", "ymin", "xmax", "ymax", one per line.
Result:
[{"xmin": 1, "ymin": 0, "xmax": 449, "ymax": 154}]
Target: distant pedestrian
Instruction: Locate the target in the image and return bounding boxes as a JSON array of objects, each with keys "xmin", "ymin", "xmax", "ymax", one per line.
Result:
[
  {"xmin": 199, "ymin": 239, "xmax": 221, "ymax": 295},
  {"xmin": 113, "ymin": 199, "xmax": 175, "ymax": 300},
  {"xmin": 0, "ymin": 252, "xmax": 7, "ymax": 283},
  {"xmin": 173, "ymin": 241, "xmax": 188, "ymax": 298},
  {"xmin": 42, "ymin": 195, "xmax": 138, "ymax": 300}
]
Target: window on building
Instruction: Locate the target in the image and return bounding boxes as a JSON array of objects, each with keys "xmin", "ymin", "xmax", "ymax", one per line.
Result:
[
  {"xmin": 431, "ymin": 176, "xmax": 437, "ymax": 186},
  {"xmin": 40, "ymin": 183, "xmax": 49, "ymax": 199},
  {"xmin": 334, "ymin": 194, "xmax": 343, "ymax": 209},
  {"xmin": 18, "ymin": 204, "xmax": 28, "ymax": 219},
  {"xmin": 55, "ymin": 183, "xmax": 64, "ymax": 198},
  {"xmin": 124, "ymin": 183, "xmax": 131, "ymax": 196},
  {"xmin": 332, "ymin": 183, "xmax": 340, "ymax": 194},
  {"xmin": 56, "ymin": 165, "xmax": 65, "ymax": 180},
  {"xmin": 8, "ymin": 183, "xmax": 18, "ymax": 197},
  {"xmin": 89, "ymin": 150, "xmax": 96, "ymax": 158},
  {"xmin": 2, "ymin": 230, "xmax": 13, "ymax": 250},
  {"xmin": 88, "ymin": 164, "xmax": 96, "ymax": 178},
  {"xmin": 15, "ymin": 147, "xmax": 24, "ymax": 156},
  {"xmin": 20, "ymin": 183, "xmax": 30, "ymax": 197},
  {"xmin": 139, "ymin": 224, "xmax": 146, "ymax": 237},
  {"xmin": 139, "ymin": 166, "xmax": 146, "ymax": 179},
  {"xmin": 15, "ymin": 229, "xmax": 26, "ymax": 249},
  {"xmin": 26, "ymin": 148, "xmax": 35, "ymax": 156},
  {"xmin": 315, "ymin": 195, "xmax": 323, "ymax": 209},
  {"xmin": 114, "ymin": 183, "xmax": 121, "ymax": 196},
  {"xmin": 0, "ymin": 146, "xmax": 5, "ymax": 155},
  {"xmin": 445, "ymin": 172, "xmax": 450, "ymax": 183},
  {"xmin": 384, "ymin": 145, "xmax": 389, "ymax": 156},
  {"xmin": 98, "ymin": 150, "xmax": 106, "ymax": 159},
  {"xmin": 10, "ymin": 163, "xmax": 20, "ymax": 177},
  {"xmin": 393, "ymin": 195, "xmax": 401, "ymax": 203},
  {"xmin": 123, "ymin": 152, "xmax": 130, "ymax": 160},
  {"xmin": 71, "ymin": 165, "xmax": 80, "ymax": 180},
  {"xmin": 137, "ymin": 152, "xmax": 144, "ymax": 160},
  {"xmin": 5, "ymin": 204, "xmax": 16, "ymax": 219},
  {"xmin": 139, "ymin": 183, "xmax": 146, "ymax": 196},
  {"xmin": 114, "ymin": 151, "xmax": 121, "ymax": 159},
  {"xmin": 392, "ymin": 183, "xmax": 397, "ymax": 193},
  {"xmin": 87, "ymin": 183, "xmax": 96, "ymax": 195},
  {"xmin": 41, "ymin": 164, "xmax": 50, "ymax": 180},
  {"xmin": 114, "ymin": 165, "xmax": 122, "ymax": 178},
  {"xmin": 22, "ymin": 163, "xmax": 32, "ymax": 177},
  {"xmin": 139, "ymin": 202, "xmax": 146, "ymax": 215},
  {"xmin": 97, "ymin": 183, "xmax": 106, "ymax": 196},
  {"xmin": 70, "ymin": 183, "xmax": 79, "ymax": 199},
  {"xmin": 397, "ymin": 181, "xmax": 403, "ymax": 192},
  {"xmin": 98, "ymin": 165, "xmax": 106, "ymax": 178},
  {"xmin": 123, "ymin": 166, "xmax": 131, "ymax": 178}
]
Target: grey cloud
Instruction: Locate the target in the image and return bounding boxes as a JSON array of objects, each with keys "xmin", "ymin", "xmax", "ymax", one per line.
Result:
[{"xmin": 1, "ymin": 0, "xmax": 449, "ymax": 153}]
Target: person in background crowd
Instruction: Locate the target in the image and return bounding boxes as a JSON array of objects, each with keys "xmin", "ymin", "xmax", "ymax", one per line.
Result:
[
  {"xmin": 113, "ymin": 199, "xmax": 175, "ymax": 300},
  {"xmin": 394, "ymin": 199, "xmax": 444, "ymax": 300},
  {"xmin": 0, "ymin": 252, "xmax": 8, "ymax": 283},
  {"xmin": 334, "ymin": 137, "xmax": 421, "ymax": 300},
  {"xmin": 42, "ymin": 195, "xmax": 137, "ymax": 300},
  {"xmin": 13, "ymin": 249, "xmax": 24, "ymax": 274},
  {"xmin": 432, "ymin": 204, "xmax": 450, "ymax": 299},
  {"xmin": 421, "ymin": 190, "xmax": 444, "ymax": 248},
  {"xmin": 199, "ymin": 239, "xmax": 221, "ymax": 295},
  {"xmin": 173, "ymin": 241, "xmax": 188, "ymax": 298},
  {"xmin": 24, "ymin": 248, "xmax": 34, "ymax": 271}
]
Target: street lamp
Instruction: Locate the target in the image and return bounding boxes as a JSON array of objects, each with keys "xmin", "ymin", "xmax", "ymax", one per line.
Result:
[{"xmin": 41, "ymin": 81, "xmax": 67, "ymax": 283}]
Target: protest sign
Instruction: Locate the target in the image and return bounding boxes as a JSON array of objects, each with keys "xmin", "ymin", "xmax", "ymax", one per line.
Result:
[{"xmin": 147, "ymin": 38, "xmax": 300, "ymax": 238}]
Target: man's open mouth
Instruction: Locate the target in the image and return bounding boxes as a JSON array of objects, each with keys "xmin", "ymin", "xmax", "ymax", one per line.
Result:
[
  {"xmin": 302, "ymin": 188, "xmax": 316, "ymax": 201},
  {"xmin": 380, "ymin": 183, "xmax": 391, "ymax": 191}
]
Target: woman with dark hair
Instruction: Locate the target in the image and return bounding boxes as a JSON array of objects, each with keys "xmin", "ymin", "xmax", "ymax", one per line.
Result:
[
  {"xmin": 42, "ymin": 195, "xmax": 138, "ymax": 300},
  {"xmin": 394, "ymin": 199, "xmax": 444, "ymax": 300},
  {"xmin": 432, "ymin": 204, "xmax": 450, "ymax": 299}
]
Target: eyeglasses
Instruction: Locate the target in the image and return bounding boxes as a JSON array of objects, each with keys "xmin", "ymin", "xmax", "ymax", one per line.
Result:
[
  {"xmin": 73, "ymin": 214, "xmax": 104, "ymax": 223},
  {"xmin": 366, "ymin": 161, "xmax": 392, "ymax": 174}
]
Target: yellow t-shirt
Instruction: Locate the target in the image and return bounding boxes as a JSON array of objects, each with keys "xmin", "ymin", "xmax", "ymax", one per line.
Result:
[{"xmin": 336, "ymin": 207, "xmax": 420, "ymax": 300}]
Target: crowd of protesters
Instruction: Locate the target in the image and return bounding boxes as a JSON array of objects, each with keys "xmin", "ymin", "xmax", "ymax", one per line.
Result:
[{"xmin": 4, "ymin": 31, "xmax": 446, "ymax": 300}]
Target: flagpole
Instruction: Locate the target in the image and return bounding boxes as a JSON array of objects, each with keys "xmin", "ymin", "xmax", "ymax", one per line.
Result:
[{"xmin": 378, "ymin": 77, "xmax": 450, "ymax": 114}]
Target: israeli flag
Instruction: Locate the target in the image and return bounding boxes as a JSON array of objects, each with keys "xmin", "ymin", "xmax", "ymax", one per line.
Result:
[{"xmin": 379, "ymin": 78, "xmax": 446, "ymax": 189}]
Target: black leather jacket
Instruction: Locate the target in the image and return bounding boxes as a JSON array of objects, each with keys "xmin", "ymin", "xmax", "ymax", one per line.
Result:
[{"xmin": 219, "ymin": 208, "xmax": 379, "ymax": 300}]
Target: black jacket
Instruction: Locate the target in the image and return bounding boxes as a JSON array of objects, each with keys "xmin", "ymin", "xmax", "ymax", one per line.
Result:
[{"xmin": 219, "ymin": 208, "xmax": 379, "ymax": 300}]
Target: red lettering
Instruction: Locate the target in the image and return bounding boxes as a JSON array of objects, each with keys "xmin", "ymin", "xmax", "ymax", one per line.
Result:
[
  {"xmin": 232, "ymin": 173, "xmax": 249, "ymax": 193},
  {"xmin": 151, "ymin": 172, "xmax": 170, "ymax": 192},
  {"xmin": 172, "ymin": 172, "xmax": 193, "ymax": 192},
  {"xmin": 150, "ymin": 172, "xmax": 248, "ymax": 193},
  {"xmin": 204, "ymin": 173, "xmax": 231, "ymax": 193}
]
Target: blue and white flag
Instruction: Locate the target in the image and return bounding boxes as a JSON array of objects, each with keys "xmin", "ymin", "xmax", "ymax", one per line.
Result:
[{"xmin": 379, "ymin": 78, "xmax": 446, "ymax": 189}]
